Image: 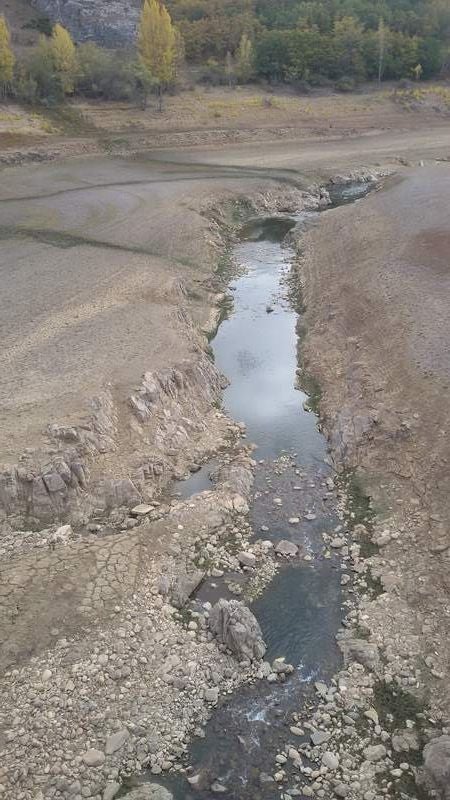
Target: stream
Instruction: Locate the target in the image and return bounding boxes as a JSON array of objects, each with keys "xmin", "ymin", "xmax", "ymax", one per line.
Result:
[{"xmin": 162, "ymin": 185, "xmax": 371, "ymax": 799}]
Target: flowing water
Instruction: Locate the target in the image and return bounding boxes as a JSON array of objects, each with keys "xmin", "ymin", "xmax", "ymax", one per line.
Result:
[{"xmin": 161, "ymin": 187, "xmax": 371, "ymax": 799}]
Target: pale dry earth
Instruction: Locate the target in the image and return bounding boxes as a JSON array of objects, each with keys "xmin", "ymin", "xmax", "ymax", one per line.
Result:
[{"xmin": 1, "ymin": 95, "xmax": 450, "ymax": 799}]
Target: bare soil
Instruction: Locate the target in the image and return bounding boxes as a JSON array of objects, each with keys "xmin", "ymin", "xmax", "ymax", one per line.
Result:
[
  {"xmin": 300, "ymin": 166, "xmax": 450, "ymax": 720},
  {"xmin": 1, "ymin": 89, "xmax": 450, "ymax": 799}
]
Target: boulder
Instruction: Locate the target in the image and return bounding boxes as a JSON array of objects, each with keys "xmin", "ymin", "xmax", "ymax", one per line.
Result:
[
  {"xmin": 238, "ymin": 551, "xmax": 256, "ymax": 568},
  {"xmin": 105, "ymin": 728, "xmax": 129, "ymax": 755},
  {"xmin": 423, "ymin": 735, "xmax": 450, "ymax": 799},
  {"xmin": 275, "ymin": 540, "xmax": 299, "ymax": 558},
  {"xmin": 82, "ymin": 748, "xmax": 105, "ymax": 767},
  {"xmin": 208, "ymin": 599, "xmax": 266, "ymax": 661},
  {"xmin": 338, "ymin": 636, "xmax": 379, "ymax": 670},
  {"xmin": 160, "ymin": 569, "xmax": 205, "ymax": 609}
]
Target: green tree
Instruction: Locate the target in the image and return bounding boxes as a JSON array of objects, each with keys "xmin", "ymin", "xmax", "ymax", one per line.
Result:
[
  {"xmin": 76, "ymin": 43, "xmax": 142, "ymax": 101},
  {"xmin": 377, "ymin": 17, "xmax": 385, "ymax": 82},
  {"xmin": 236, "ymin": 33, "xmax": 255, "ymax": 82},
  {"xmin": 50, "ymin": 23, "xmax": 77, "ymax": 94},
  {"xmin": 0, "ymin": 15, "xmax": 15, "ymax": 96},
  {"xmin": 333, "ymin": 16, "xmax": 367, "ymax": 80},
  {"xmin": 255, "ymin": 30, "xmax": 292, "ymax": 82},
  {"xmin": 138, "ymin": 0, "xmax": 177, "ymax": 109}
]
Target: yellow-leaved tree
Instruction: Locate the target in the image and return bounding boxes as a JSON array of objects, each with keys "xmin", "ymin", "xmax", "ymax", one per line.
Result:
[
  {"xmin": 0, "ymin": 15, "xmax": 15, "ymax": 96},
  {"xmin": 51, "ymin": 23, "xmax": 77, "ymax": 94},
  {"xmin": 236, "ymin": 33, "xmax": 255, "ymax": 84},
  {"xmin": 138, "ymin": 0, "xmax": 176, "ymax": 110}
]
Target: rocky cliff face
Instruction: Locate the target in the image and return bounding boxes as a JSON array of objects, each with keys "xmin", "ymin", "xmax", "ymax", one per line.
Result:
[{"xmin": 31, "ymin": 0, "xmax": 140, "ymax": 46}]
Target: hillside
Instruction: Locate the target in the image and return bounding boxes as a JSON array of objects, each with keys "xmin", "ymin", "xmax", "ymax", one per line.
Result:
[{"xmin": 3, "ymin": 0, "xmax": 450, "ymax": 82}]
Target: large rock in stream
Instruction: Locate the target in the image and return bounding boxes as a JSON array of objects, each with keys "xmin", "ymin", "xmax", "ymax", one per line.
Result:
[{"xmin": 208, "ymin": 599, "xmax": 266, "ymax": 661}]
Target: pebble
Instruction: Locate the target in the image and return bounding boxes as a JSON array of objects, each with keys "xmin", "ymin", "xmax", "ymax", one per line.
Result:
[
  {"xmin": 103, "ymin": 782, "xmax": 120, "ymax": 800},
  {"xmin": 211, "ymin": 782, "xmax": 227, "ymax": 793},
  {"xmin": 363, "ymin": 744, "xmax": 387, "ymax": 762},
  {"xmin": 322, "ymin": 751, "xmax": 339, "ymax": 770},
  {"xmin": 311, "ymin": 731, "xmax": 331, "ymax": 746},
  {"xmin": 334, "ymin": 784, "xmax": 350, "ymax": 798}
]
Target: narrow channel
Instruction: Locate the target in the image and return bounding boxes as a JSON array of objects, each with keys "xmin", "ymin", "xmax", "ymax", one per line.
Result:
[{"xmin": 165, "ymin": 186, "xmax": 371, "ymax": 799}]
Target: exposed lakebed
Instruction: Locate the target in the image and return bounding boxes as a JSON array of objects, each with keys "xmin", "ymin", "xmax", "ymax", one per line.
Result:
[{"xmin": 158, "ymin": 190, "xmax": 375, "ymax": 799}]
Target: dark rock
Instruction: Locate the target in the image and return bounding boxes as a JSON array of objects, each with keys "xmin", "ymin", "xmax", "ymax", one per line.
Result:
[
  {"xmin": 169, "ymin": 569, "xmax": 205, "ymax": 609},
  {"xmin": 208, "ymin": 599, "xmax": 266, "ymax": 661}
]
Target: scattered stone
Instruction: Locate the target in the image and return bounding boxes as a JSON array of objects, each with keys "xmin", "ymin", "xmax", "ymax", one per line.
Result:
[
  {"xmin": 131, "ymin": 504, "xmax": 154, "ymax": 516},
  {"xmin": 338, "ymin": 637, "xmax": 379, "ymax": 669},
  {"xmin": 82, "ymin": 748, "xmax": 105, "ymax": 767},
  {"xmin": 334, "ymin": 783, "xmax": 350, "ymax": 798},
  {"xmin": 392, "ymin": 729, "xmax": 419, "ymax": 753},
  {"xmin": 330, "ymin": 537, "xmax": 345, "ymax": 548},
  {"xmin": 364, "ymin": 707, "xmax": 379, "ymax": 726},
  {"xmin": 211, "ymin": 782, "xmax": 227, "ymax": 793},
  {"xmin": 105, "ymin": 728, "xmax": 129, "ymax": 755},
  {"xmin": 363, "ymin": 744, "xmax": 387, "ymax": 763},
  {"xmin": 204, "ymin": 687, "xmax": 219, "ymax": 703},
  {"xmin": 322, "ymin": 751, "xmax": 340, "ymax": 770},
  {"xmin": 311, "ymin": 730, "xmax": 331, "ymax": 746},
  {"xmin": 50, "ymin": 524, "xmax": 73, "ymax": 545}
]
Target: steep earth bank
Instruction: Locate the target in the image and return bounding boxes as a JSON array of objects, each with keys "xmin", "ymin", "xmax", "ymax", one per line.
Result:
[{"xmin": 290, "ymin": 166, "xmax": 450, "ymax": 798}]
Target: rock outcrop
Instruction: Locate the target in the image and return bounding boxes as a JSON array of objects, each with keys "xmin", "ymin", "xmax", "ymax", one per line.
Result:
[
  {"xmin": 208, "ymin": 599, "xmax": 266, "ymax": 661},
  {"xmin": 31, "ymin": 0, "xmax": 140, "ymax": 47},
  {"xmin": 0, "ymin": 354, "xmax": 222, "ymax": 526}
]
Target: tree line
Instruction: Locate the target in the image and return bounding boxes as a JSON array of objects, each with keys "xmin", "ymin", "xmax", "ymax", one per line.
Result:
[{"xmin": 0, "ymin": 0, "xmax": 449, "ymax": 105}]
